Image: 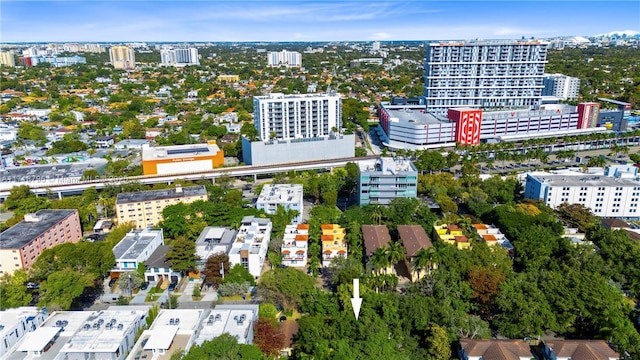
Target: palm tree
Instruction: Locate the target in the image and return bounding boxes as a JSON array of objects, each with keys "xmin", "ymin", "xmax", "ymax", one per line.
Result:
[
  {"xmin": 387, "ymin": 241, "xmax": 406, "ymax": 271},
  {"xmin": 370, "ymin": 246, "xmax": 391, "ymax": 275},
  {"xmin": 411, "ymin": 248, "xmax": 434, "ymax": 281},
  {"xmin": 368, "ymin": 205, "xmax": 384, "ymax": 225}
]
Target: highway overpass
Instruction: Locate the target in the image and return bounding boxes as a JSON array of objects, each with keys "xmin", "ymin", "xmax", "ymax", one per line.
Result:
[{"xmin": 0, "ymin": 156, "xmax": 377, "ymax": 200}]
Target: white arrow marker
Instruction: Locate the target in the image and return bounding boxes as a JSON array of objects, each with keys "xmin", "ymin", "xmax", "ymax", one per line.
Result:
[{"xmin": 350, "ymin": 278, "xmax": 362, "ymax": 320}]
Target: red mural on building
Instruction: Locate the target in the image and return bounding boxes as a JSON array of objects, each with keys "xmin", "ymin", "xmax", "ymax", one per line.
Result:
[
  {"xmin": 577, "ymin": 102, "xmax": 600, "ymax": 129},
  {"xmin": 448, "ymin": 109, "xmax": 482, "ymax": 145}
]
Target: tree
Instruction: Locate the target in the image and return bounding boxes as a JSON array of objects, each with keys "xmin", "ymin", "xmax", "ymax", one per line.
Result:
[
  {"xmin": 467, "ymin": 265, "xmax": 506, "ymax": 319},
  {"xmin": 555, "ymin": 202, "xmax": 598, "ymax": 232},
  {"xmin": 166, "ymin": 237, "xmax": 200, "ymax": 275},
  {"xmin": 387, "ymin": 240, "xmax": 406, "ymax": 270},
  {"xmin": 224, "ymin": 263, "xmax": 256, "ymax": 286},
  {"xmin": 253, "ymin": 318, "xmax": 286, "ymax": 357},
  {"xmin": 202, "ymin": 253, "xmax": 231, "ymax": 287},
  {"xmin": 328, "ymin": 256, "xmax": 364, "ymax": 287},
  {"xmin": 38, "ymin": 268, "xmax": 94, "ymax": 310},
  {"xmin": 426, "ymin": 325, "xmax": 451, "ymax": 360},
  {"xmin": 258, "ymin": 303, "xmax": 279, "ymax": 320},
  {"xmin": 0, "ymin": 270, "xmax": 32, "ymax": 310},
  {"xmin": 117, "ymin": 271, "xmax": 144, "ymax": 294},
  {"xmin": 258, "ymin": 267, "xmax": 316, "ymax": 310},
  {"xmin": 182, "ymin": 333, "xmax": 266, "ymax": 360},
  {"xmin": 412, "ymin": 248, "xmax": 435, "ymax": 280},
  {"xmin": 370, "ymin": 246, "xmax": 391, "ymax": 275}
]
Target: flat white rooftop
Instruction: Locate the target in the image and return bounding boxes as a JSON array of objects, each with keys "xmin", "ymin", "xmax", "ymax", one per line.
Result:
[
  {"xmin": 142, "ymin": 143, "xmax": 221, "ymax": 161},
  {"xmin": 16, "ymin": 327, "xmax": 62, "ymax": 353},
  {"xmin": 257, "ymin": 184, "xmax": 303, "ymax": 205},
  {"xmin": 358, "ymin": 157, "xmax": 417, "ymax": 174},
  {"xmin": 195, "ymin": 305, "xmax": 259, "ymax": 346}
]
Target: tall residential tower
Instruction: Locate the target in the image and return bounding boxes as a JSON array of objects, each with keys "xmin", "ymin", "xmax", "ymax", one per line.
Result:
[
  {"xmin": 423, "ymin": 40, "xmax": 548, "ymax": 115},
  {"xmin": 160, "ymin": 48, "xmax": 199, "ymax": 66},
  {"xmin": 109, "ymin": 45, "xmax": 135, "ymax": 70},
  {"xmin": 253, "ymin": 92, "xmax": 341, "ymax": 141}
]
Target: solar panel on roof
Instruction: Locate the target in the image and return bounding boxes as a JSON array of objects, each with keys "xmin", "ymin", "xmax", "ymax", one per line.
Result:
[{"xmin": 166, "ymin": 147, "xmax": 210, "ymax": 155}]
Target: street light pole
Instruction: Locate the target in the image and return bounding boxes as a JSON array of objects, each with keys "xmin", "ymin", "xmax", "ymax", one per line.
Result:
[{"xmin": 220, "ymin": 262, "xmax": 225, "ymax": 280}]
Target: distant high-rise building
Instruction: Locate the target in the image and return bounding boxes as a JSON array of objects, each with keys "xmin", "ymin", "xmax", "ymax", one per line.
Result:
[
  {"xmin": 253, "ymin": 92, "xmax": 341, "ymax": 141},
  {"xmin": 267, "ymin": 50, "xmax": 302, "ymax": 67},
  {"xmin": 0, "ymin": 51, "xmax": 15, "ymax": 67},
  {"xmin": 424, "ymin": 40, "xmax": 548, "ymax": 115},
  {"xmin": 372, "ymin": 41, "xmax": 381, "ymax": 51},
  {"xmin": 542, "ymin": 73, "xmax": 580, "ymax": 100},
  {"xmin": 109, "ymin": 45, "xmax": 135, "ymax": 70},
  {"xmin": 160, "ymin": 48, "xmax": 199, "ymax": 66}
]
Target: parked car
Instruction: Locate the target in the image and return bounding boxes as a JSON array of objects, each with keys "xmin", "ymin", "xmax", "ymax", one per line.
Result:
[
  {"xmin": 140, "ymin": 282, "xmax": 149, "ymax": 290},
  {"xmin": 108, "ymin": 278, "xmax": 117, "ymax": 287},
  {"xmin": 168, "ymin": 281, "xmax": 178, "ymax": 291},
  {"xmin": 26, "ymin": 282, "xmax": 40, "ymax": 290}
]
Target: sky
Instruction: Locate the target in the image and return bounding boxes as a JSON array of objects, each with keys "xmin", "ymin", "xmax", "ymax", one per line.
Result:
[{"xmin": 1, "ymin": 0, "xmax": 639, "ymax": 42}]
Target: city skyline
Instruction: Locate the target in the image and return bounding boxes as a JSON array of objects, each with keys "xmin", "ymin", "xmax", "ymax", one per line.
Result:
[{"xmin": 1, "ymin": 1, "xmax": 639, "ymax": 43}]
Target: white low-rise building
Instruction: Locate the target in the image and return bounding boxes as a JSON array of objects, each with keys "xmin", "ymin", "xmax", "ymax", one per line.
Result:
[
  {"xmin": 281, "ymin": 224, "xmax": 309, "ymax": 267},
  {"xmin": 228, "ymin": 216, "xmax": 272, "ymax": 278},
  {"xmin": 256, "ymin": 184, "xmax": 304, "ymax": 224},
  {"xmin": 128, "ymin": 309, "xmax": 204, "ymax": 360},
  {"xmin": 525, "ymin": 165, "xmax": 640, "ymax": 218},
  {"xmin": 194, "ymin": 305, "xmax": 259, "ymax": 346},
  {"xmin": 143, "ymin": 245, "xmax": 181, "ymax": 284},
  {"xmin": 111, "ymin": 229, "xmax": 164, "ymax": 276},
  {"xmin": 0, "ymin": 307, "xmax": 47, "ymax": 357},
  {"xmin": 195, "ymin": 227, "xmax": 237, "ymax": 268}
]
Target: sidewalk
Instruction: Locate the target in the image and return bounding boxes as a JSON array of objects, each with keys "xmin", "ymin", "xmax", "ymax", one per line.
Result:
[{"xmin": 177, "ymin": 279, "xmax": 218, "ymax": 303}]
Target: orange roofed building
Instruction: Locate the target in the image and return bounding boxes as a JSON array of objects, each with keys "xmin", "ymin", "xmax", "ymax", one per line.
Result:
[
  {"xmin": 142, "ymin": 142, "xmax": 224, "ymax": 175},
  {"xmin": 281, "ymin": 224, "xmax": 309, "ymax": 268},
  {"xmin": 321, "ymin": 224, "xmax": 347, "ymax": 267}
]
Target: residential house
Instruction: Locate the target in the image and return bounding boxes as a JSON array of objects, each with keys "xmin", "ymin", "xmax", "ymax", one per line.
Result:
[
  {"xmin": 193, "ymin": 305, "xmax": 259, "ymax": 346},
  {"xmin": 114, "ymin": 139, "xmax": 150, "ymax": 150},
  {"xmin": 281, "ymin": 224, "xmax": 309, "ymax": 267},
  {"xmin": 472, "ymin": 223, "xmax": 514, "ymax": 253},
  {"xmin": 126, "ymin": 309, "xmax": 204, "ymax": 359},
  {"xmin": 143, "ymin": 245, "xmax": 181, "ymax": 286},
  {"xmin": 195, "ymin": 227, "xmax": 237, "ymax": 271},
  {"xmin": 362, "ymin": 225, "xmax": 392, "ymax": 274},
  {"xmin": 398, "ymin": 225, "xmax": 433, "ymax": 281},
  {"xmin": 93, "ymin": 218, "xmax": 115, "ymax": 234},
  {"xmin": 94, "ymin": 135, "xmax": 114, "ymax": 148},
  {"xmin": 111, "ymin": 228, "xmax": 164, "ymax": 278},
  {"xmin": 458, "ymin": 339, "xmax": 535, "ymax": 360},
  {"xmin": 228, "ymin": 216, "xmax": 272, "ymax": 278},
  {"xmin": 0, "ymin": 307, "xmax": 47, "ymax": 356},
  {"xmin": 434, "ymin": 224, "xmax": 471, "ymax": 250},
  {"xmin": 537, "ymin": 340, "xmax": 619, "ymax": 360},
  {"xmin": 321, "ymin": 224, "xmax": 348, "ymax": 267}
]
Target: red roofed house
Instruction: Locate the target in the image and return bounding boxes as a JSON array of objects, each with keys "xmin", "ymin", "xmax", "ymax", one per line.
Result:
[
  {"xmin": 398, "ymin": 225, "xmax": 433, "ymax": 281},
  {"xmin": 362, "ymin": 225, "xmax": 392, "ymax": 275}
]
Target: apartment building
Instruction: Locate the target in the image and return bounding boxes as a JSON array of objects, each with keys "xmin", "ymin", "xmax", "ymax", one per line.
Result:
[
  {"xmin": 542, "ymin": 73, "xmax": 581, "ymax": 100},
  {"xmin": 160, "ymin": 47, "xmax": 199, "ymax": 66},
  {"xmin": 228, "ymin": 216, "xmax": 272, "ymax": 278},
  {"xmin": 524, "ymin": 166, "xmax": 640, "ymax": 218},
  {"xmin": 256, "ymin": 184, "xmax": 304, "ymax": 224},
  {"xmin": 109, "ymin": 45, "xmax": 135, "ymax": 70},
  {"xmin": 424, "ymin": 40, "xmax": 548, "ymax": 115},
  {"xmin": 253, "ymin": 92, "xmax": 341, "ymax": 142},
  {"xmin": 267, "ymin": 50, "xmax": 302, "ymax": 67},
  {"xmin": 321, "ymin": 224, "xmax": 348, "ymax": 267},
  {"xmin": 0, "ymin": 307, "xmax": 47, "ymax": 356},
  {"xmin": 193, "ymin": 305, "xmax": 259, "ymax": 346},
  {"xmin": 358, "ymin": 157, "xmax": 418, "ymax": 205},
  {"xmin": 217, "ymin": 74, "xmax": 240, "ymax": 82},
  {"xmin": 111, "ymin": 229, "xmax": 164, "ymax": 276},
  {"xmin": 398, "ymin": 225, "xmax": 433, "ymax": 281},
  {"xmin": 433, "ymin": 224, "xmax": 471, "ymax": 250},
  {"xmin": 116, "ymin": 185, "xmax": 208, "ymax": 229},
  {"xmin": 362, "ymin": 225, "xmax": 392, "ymax": 274},
  {"xmin": 0, "ymin": 210, "xmax": 82, "ymax": 275},
  {"xmin": 281, "ymin": 224, "xmax": 309, "ymax": 267},
  {"xmin": 0, "ymin": 51, "xmax": 15, "ymax": 67}
]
